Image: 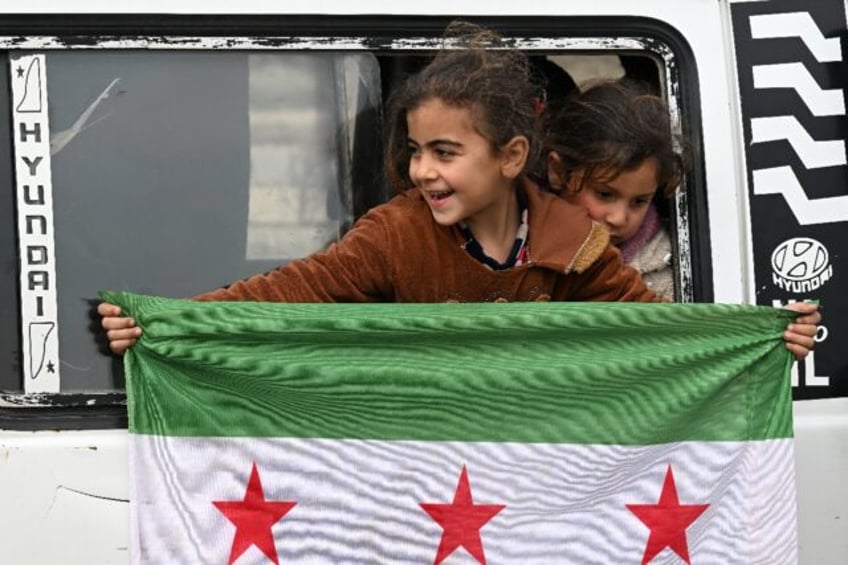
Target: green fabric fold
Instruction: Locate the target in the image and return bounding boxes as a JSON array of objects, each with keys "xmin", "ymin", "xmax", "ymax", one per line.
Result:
[{"xmin": 103, "ymin": 291, "xmax": 795, "ymax": 444}]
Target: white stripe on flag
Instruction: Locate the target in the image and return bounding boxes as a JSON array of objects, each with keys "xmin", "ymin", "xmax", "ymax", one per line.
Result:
[{"xmin": 130, "ymin": 436, "xmax": 796, "ymax": 564}]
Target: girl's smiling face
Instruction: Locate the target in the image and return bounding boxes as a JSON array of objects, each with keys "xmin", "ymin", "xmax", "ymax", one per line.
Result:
[
  {"xmin": 564, "ymin": 158, "xmax": 659, "ymax": 244},
  {"xmin": 406, "ymin": 98, "xmax": 525, "ymax": 231}
]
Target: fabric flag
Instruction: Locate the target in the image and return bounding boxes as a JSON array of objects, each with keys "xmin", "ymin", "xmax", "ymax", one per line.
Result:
[{"xmin": 105, "ymin": 291, "xmax": 799, "ymax": 565}]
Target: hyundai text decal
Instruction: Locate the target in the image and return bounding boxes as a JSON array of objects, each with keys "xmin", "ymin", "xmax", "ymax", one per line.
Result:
[
  {"xmin": 771, "ymin": 237, "xmax": 833, "ymax": 293},
  {"xmin": 10, "ymin": 54, "xmax": 60, "ymax": 393},
  {"xmin": 732, "ymin": 0, "xmax": 846, "ymax": 400}
]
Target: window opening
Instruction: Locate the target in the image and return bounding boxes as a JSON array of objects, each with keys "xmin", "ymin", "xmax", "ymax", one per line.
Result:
[{"xmin": 0, "ymin": 21, "xmax": 703, "ymax": 424}]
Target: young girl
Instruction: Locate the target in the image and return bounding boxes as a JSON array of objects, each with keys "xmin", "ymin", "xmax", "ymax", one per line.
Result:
[
  {"xmin": 100, "ymin": 24, "xmax": 820, "ymax": 358},
  {"xmin": 543, "ymin": 80, "xmax": 683, "ymax": 300}
]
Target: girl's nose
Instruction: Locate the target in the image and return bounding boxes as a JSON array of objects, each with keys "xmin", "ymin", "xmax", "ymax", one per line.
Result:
[
  {"xmin": 412, "ymin": 153, "xmax": 438, "ymax": 183},
  {"xmin": 605, "ymin": 204, "xmax": 627, "ymax": 227}
]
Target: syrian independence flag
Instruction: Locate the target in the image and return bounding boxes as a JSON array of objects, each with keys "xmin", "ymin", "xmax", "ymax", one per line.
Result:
[{"xmin": 105, "ymin": 292, "xmax": 799, "ymax": 565}]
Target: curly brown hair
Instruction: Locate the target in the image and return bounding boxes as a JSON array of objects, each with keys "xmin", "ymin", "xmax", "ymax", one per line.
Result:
[
  {"xmin": 543, "ymin": 79, "xmax": 688, "ymax": 199},
  {"xmin": 385, "ymin": 21, "xmax": 542, "ymax": 192}
]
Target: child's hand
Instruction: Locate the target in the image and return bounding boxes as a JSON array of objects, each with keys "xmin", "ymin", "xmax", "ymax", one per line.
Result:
[
  {"xmin": 782, "ymin": 302, "xmax": 821, "ymax": 360},
  {"xmin": 98, "ymin": 301, "xmax": 142, "ymax": 355}
]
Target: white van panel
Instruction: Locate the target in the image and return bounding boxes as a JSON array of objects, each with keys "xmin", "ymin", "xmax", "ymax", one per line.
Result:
[
  {"xmin": 0, "ymin": 430, "xmax": 129, "ymax": 564},
  {"xmin": 793, "ymin": 397, "xmax": 848, "ymax": 563}
]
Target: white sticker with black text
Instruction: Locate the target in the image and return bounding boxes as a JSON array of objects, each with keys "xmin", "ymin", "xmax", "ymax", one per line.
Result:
[{"xmin": 10, "ymin": 54, "xmax": 60, "ymax": 393}]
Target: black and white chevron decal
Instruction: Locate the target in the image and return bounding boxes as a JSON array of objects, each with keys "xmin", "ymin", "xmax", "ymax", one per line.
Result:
[{"xmin": 732, "ymin": 0, "xmax": 847, "ymax": 400}]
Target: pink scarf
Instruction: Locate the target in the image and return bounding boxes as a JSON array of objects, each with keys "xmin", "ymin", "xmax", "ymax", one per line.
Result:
[{"xmin": 617, "ymin": 204, "xmax": 661, "ymax": 263}]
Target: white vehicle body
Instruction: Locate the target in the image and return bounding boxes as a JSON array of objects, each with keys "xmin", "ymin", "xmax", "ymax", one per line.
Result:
[{"xmin": 0, "ymin": 0, "xmax": 845, "ymax": 563}]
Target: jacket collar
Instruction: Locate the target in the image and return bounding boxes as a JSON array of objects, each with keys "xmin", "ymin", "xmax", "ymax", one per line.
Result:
[
  {"xmin": 406, "ymin": 177, "xmax": 610, "ymax": 274},
  {"xmin": 522, "ymin": 177, "xmax": 610, "ymax": 273}
]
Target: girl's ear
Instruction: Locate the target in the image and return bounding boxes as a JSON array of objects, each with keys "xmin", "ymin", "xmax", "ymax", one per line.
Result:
[
  {"xmin": 500, "ymin": 136, "xmax": 530, "ymax": 179},
  {"xmin": 546, "ymin": 151, "xmax": 565, "ymax": 190}
]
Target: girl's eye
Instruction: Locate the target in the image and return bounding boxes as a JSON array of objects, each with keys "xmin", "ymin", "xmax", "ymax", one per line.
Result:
[
  {"xmin": 408, "ymin": 145, "xmax": 421, "ymax": 157},
  {"xmin": 594, "ymin": 189, "xmax": 614, "ymax": 200},
  {"xmin": 435, "ymin": 148, "xmax": 455, "ymax": 159},
  {"xmin": 633, "ymin": 199, "xmax": 651, "ymax": 208}
]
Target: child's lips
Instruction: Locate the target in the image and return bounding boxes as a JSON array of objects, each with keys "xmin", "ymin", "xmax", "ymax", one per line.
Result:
[
  {"xmin": 424, "ymin": 189, "xmax": 455, "ymax": 207},
  {"xmin": 427, "ymin": 189, "xmax": 454, "ymax": 201}
]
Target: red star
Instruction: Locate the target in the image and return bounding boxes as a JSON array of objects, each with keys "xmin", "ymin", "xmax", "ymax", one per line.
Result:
[
  {"xmin": 420, "ymin": 465, "xmax": 505, "ymax": 565},
  {"xmin": 626, "ymin": 464, "xmax": 710, "ymax": 565},
  {"xmin": 213, "ymin": 462, "xmax": 297, "ymax": 565}
]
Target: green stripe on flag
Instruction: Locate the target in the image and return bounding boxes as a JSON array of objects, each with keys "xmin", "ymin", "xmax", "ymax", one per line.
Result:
[{"xmin": 104, "ymin": 291, "xmax": 795, "ymax": 445}]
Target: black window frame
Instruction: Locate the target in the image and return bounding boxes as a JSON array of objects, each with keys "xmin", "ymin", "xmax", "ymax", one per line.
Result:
[{"xmin": 0, "ymin": 14, "xmax": 711, "ymax": 430}]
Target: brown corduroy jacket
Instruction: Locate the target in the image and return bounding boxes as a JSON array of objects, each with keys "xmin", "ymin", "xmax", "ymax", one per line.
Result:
[{"xmin": 196, "ymin": 180, "xmax": 657, "ymax": 304}]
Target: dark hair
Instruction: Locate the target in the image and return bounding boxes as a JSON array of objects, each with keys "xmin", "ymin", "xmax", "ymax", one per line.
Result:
[
  {"xmin": 529, "ymin": 56, "xmax": 578, "ymax": 117},
  {"xmin": 543, "ymin": 79, "xmax": 688, "ymax": 198},
  {"xmin": 385, "ymin": 21, "xmax": 542, "ymax": 192}
]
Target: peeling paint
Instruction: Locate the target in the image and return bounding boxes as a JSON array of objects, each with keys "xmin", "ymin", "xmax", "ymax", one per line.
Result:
[
  {"xmin": 0, "ymin": 391, "xmax": 126, "ymax": 408},
  {"xmin": 0, "ymin": 34, "xmax": 660, "ymax": 52}
]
